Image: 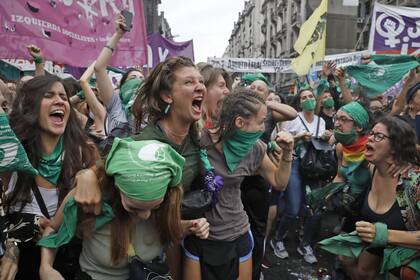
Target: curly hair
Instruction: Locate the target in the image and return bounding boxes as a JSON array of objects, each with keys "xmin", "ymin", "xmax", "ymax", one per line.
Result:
[
  {"xmin": 375, "ymin": 116, "xmax": 419, "ymax": 165},
  {"xmin": 132, "ymin": 56, "xmax": 196, "ymax": 130},
  {"xmin": 216, "ymin": 87, "xmax": 265, "ymax": 142},
  {"xmin": 7, "ymin": 75, "xmax": 98, "ymax": 208}
]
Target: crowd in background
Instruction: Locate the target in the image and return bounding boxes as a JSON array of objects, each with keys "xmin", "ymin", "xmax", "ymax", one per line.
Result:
[{"xmin": 0, "ymin": 14, "xmax": 419, "ymax": 280}]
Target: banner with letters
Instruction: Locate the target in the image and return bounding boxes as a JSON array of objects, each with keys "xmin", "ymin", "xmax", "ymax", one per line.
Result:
[
  {"xmin": 0, "ymin": 0, "xmax": 148, "ymax": 67},
  {"xmin": 207, "ymin": 51, "xmax": 369, "ymax": 73},
  {"xmin": 368, "ymin": 3, "xmax": 420, "ymax": 55},
  {"xmin": 145, "ymin": 33, "xmax": 194, "ymax": 69}
]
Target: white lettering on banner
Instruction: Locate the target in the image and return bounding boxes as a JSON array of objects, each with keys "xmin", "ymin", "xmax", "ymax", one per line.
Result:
[
  {"xmin": 208, "ymin": 51, "xmax": 369, "ymax": 73},
  {"xmin": 158, "ymin": 47, "xmax": 169, "ymax": 62},
  {"xmin": 2, "ymin": 59, "xmax": 64, "ymax": 76}
]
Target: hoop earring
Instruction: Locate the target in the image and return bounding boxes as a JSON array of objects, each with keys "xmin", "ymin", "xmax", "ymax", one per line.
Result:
[{"xmin": 164, "ymin": 104, "xmax": 171, "ymax": 115}]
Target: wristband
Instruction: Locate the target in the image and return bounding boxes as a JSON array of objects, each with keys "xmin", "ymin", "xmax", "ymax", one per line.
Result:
[
  {"xmin": 76, "ymin": 90, "xmax": 85, "ymax": 101},
  {"xmin": 104, "ymin": 45, "xmax": 114, "ymax": 52},
  {"xmin": 267, "ymin": 141, "xmax": 278, "ymax": 153},
  {"xmin": 34, "ymin": 56, "xmax": 43, "ymax": 64},
  {"xmin": 281, "ymin": 157, "xmax": 293, "ymax": 162},
  {"xmin": 370, "ymin": 222, "xmax": 388, "ymax": 248}
]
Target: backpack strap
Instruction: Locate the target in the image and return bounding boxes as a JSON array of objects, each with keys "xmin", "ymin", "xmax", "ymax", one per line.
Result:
[{"xmin": 30, "ymin": 184, "xmax": 51, "ymax": 219}]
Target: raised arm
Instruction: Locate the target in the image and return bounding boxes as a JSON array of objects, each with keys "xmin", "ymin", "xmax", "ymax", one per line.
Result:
[
  {"xmin": 80, "ymin": 62, "xmax": 106, "ymax": 136},
  {"xmin": 268, "ymin": 101, "xmax": 298, "ymax": 122},
  {"xmin": 390, "ymin": 68, "xmax": 420, "ymax": 116},
  {"xmin": 258, "ymin": 131, "xmax": 294, "ymax": 191},
  {"xmin": 27, "ymin": 44, "xmax": 45, "ymax": 77},
  {"xmin": 335, "ymin": 68, "xmax": 353, "ymax": 105},
  {"xmin": 94, "ymin": 15, "xmax": 127, "ymax": 106}
]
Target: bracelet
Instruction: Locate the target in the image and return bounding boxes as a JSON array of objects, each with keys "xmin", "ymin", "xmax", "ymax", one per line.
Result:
[
  {"xmin": 33, "ymin": 56, "xmax": 43, "ymax": 64},
  {"xmin": 104, "ymin": 45, "xmax": 114, "ymax": 52}
]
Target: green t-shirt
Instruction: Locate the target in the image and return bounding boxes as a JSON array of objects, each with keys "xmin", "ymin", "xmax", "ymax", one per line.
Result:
[{"xmin": 131, "ymin": 124, "xmax": 201, "ymax": 193}]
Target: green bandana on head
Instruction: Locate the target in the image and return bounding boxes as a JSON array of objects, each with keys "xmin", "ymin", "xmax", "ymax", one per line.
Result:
[
  {"xmin": 37, "ymin": 137, "xmax": 64, "ymax": 185},
  {"xmin": 340, "ymin": 102, "xmax": 369, "ymax": 131},
  {"xmin": 105, "ymin": 138, "xmax": 185, "ymax": 201},
  {"xmin": 223, "ymin": 129, "xmax": 263, "ymax": 174},
  {"xmin": 120, "ymin": 78, "xmax": 143, "ymax": 115}
]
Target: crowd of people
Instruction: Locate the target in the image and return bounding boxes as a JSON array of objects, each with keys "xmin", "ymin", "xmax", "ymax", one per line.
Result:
[{"xmin": 0, "ymin": 14, "xmax": 419, "ymax": 280}]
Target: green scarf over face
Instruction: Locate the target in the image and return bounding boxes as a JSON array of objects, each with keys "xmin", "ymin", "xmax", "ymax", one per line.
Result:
[
  {"xmin": 223, "ymin": 129, "xmax": 263, "ymax": 174},
  {"xmin": 322, "ymin": 97, "xmax": 334, "ymax": 108},
  {"xmin": 346, "ymin": 54, "xmax": 419, "ymax": 97},
  {"xmin": 120, "ymin": 78, "xmax": 143, "ymax": 114},
  {"xmin": 106, "ymin": 138, "xmax": 185, "ymax": 201},
  {"xmin": 37, "ymin": 137, "xmax": 64, "ymax": 185},
  {"xmin": 340, "ymin": 101, "xmax": 369, "ymax": 131}
]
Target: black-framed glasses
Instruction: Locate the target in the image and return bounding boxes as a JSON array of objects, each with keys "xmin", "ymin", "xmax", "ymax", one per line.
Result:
[
  {"xmin": 368, "ymin": 131, "xmax": 390, "ymax": 142},
  {"xmin": 333, "ymin": 115, "xmax": 354, "ymax": 124}
]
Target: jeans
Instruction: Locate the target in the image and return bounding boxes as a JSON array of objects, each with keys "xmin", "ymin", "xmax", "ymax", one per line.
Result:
[{"xmin": 276, "ymin": 159, "xmax": 321, "ymax": 246}]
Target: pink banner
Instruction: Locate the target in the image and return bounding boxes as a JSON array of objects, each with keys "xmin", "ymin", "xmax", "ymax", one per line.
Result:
[{"xmin": 0, "ymin": 0, "xmax": 147, "ymax": 67}]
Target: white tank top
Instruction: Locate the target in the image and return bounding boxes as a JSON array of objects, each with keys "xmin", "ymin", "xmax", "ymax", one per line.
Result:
[{"xmin": 7, "ymin": 172, "xmax": 58, "ymax": 218}]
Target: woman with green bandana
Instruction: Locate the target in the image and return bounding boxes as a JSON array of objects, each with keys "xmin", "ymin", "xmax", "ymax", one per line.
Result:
[
  {"xmin": 271, "ymin": 86, "xmax": 328, "ymax": 265},
  {"xmin": 93, "ymin": 15, "xmax": 144, "ymax": 134},
  {"xmin": 73, "ymin": 56, "xmax": 210, "ymax": 280},
  {"xmin": 320, "ymin": 116, "xmax": 419, "ymax": 280},
  {"xmin": 316, "ymin": 89, "xmax": 336, "ymax": 131},
  {"xmin": 0, "ymin": 75, "xmax": 98, "ymax": 280},
  {"xmin": 39, "ymin": 139, "xmax": 187, "ymax": 280},
  {"xmin": 183, "ymin": 89, "xmax": 294, "ymax": 280}
]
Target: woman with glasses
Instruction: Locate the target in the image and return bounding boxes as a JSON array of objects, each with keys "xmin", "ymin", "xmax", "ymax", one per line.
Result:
[{"xmin": 336, "ymin": 116, "xmax": 420, "ymax": 280}]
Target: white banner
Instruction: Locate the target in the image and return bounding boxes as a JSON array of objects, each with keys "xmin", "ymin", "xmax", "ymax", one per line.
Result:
[
  {"xmin": 207, "ymin": 51, "xmax": 369, "ymax": 73},
  {"xmin": 368, "ymin": 3, "xmax": 420, "ymax": 55}
]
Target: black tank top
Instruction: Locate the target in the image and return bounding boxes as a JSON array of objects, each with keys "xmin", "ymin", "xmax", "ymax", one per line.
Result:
[{"xmin": 360, "ymin": 169, "xmax": 406, "ymax": 231}]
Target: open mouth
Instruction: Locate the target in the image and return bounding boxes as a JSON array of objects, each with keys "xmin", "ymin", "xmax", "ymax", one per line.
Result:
[
  {"xmin": 49, "ymin": 109, "xmax": 65, "ymax": 124},
  {"xmin": 192, "ymin": 97, "xmax": 203, "ymax": 112},
  {"xmin": 365, "ymin": 143, "xmax": 375, "ymax": 155}
]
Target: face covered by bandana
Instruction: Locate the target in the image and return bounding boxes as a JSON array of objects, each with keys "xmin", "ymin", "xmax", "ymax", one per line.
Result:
[
  {"xmin": 322, "ymin": 98, "xmax": 335, "ymax": 109},
  {"xmin": 301, "ymin": 99, "xmax": 316, "ymax": 111}
]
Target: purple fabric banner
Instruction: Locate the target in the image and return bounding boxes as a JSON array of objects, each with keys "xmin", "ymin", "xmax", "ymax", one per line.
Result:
[
  {"xmin": 0, "ymin": 1, "xmax": 147, "ymax": 67},
  {"xmin": 146, "ymin": 33, "xmax": 194, "ymax": 68},
  {"xmin": 368, "ymin": 3, "xmax": 420, "ymax": 55}
]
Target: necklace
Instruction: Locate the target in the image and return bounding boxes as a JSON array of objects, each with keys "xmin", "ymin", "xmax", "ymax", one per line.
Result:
[{"xmin": 160, "ymin": 122, "xmax": 189, "ymax": 139}]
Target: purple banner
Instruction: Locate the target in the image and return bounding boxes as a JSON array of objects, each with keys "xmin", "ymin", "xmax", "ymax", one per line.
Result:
[
  {"xmin": 369, "ymin": 3, "xmax": 420, "ymax": 55},
  {"xmin": 0, "ymin": 1, "xmax": 148, "ymax": 67},
  {"xmin": 146, "ymin": 33, "xmax": 194, "ymax": 68}
]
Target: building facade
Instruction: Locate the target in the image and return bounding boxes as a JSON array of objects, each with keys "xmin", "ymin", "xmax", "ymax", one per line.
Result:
[
  {"xmin": 142, "ymin": 0, "xmax": 173, "ymax": 38},
  {"xmin": 224, "ymin": 0, "xmax": 419, "ymax": 90}
]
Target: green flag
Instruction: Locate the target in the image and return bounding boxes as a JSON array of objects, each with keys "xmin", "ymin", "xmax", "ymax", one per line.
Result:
[{"xmin": 346, "ymin": 55, "xmax": 419, "ymax": 97}]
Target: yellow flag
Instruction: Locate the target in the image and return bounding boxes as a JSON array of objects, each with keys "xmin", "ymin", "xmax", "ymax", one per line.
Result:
[{"xmin": 291, "ymin": 0, "xmax": 328, "ymax": 76}]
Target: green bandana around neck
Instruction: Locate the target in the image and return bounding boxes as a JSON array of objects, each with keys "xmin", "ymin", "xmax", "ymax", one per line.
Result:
[
  {"xmin": 301, "ymin": 99, "xmax": 316, "ymax": 111},
  {"xmin": 106, "ymin": 138, "xmax": 185, "ymax": 201},
  {"xmin": 223, "ymin": 129, "xmax": 263, "ymax": 174},
  {"xmin": 333, "ymin": 129, "xmax": 358, "ymax": 146},
  {"xmin": 340, "ymin": 102, "xmax": 369, "ymax": 131},
  {"xmin": 37, "ymin": 136, "xmax": 64, "ymax": 185},
  {"xmin": 120, "ymin": 78, "xmax": 143, "ymax": 114},
  {"xmin": 322, "ymin": 98, "xmax": 334, "ymax": 108}
]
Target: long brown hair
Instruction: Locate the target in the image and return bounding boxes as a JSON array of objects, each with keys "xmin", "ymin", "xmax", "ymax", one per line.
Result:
[
  {"xmin": 91, "ymin": 168, "xmax": 183, "ymax": 264},
  {"xmin": 132, "ymin": 56, "xmax": 196, "ymax": 130},
  {"xmin": 7, "ymin": 75, "xmax": 98, "ymax": 208}
]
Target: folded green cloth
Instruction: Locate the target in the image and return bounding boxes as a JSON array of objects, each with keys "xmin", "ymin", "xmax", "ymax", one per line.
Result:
[
  {"xmin": 306, "ymin": 182, "xmax": 345, "ymax": 210},
  {"xmin": 318, "ymin": 232, "xmax": 364, "ymax": 258},
  {"xmin": 319, "ymin": 232, "xmax": 420, "ymax": 279},
  {"xmin": 37, "ymin": 197, "xmax": 114, "ymax": 248},
  {"xmin": 0, "ymin": 113, "xmax": 38, "ymax": 176}
]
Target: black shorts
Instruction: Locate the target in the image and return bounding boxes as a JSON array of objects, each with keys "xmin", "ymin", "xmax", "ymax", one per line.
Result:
[
  {"xmin": 182, "ymin": 230, "xmax": 254, "ymax": 263},
  {"xmin": 269, "ymin": 188, "xmax": 281, "ymax": 206}
]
